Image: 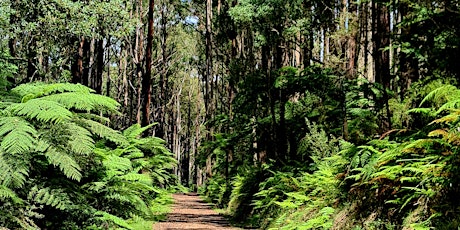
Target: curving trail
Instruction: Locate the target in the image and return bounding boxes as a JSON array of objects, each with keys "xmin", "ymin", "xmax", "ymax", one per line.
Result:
[{"xmin": 153, "ymin": 193, "xmax": 239, "ymax": 230}]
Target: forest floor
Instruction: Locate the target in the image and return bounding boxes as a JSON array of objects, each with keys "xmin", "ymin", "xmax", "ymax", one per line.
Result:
[{"xmin": 153, "ymin": 193, "xmax": 241, "ymax": 230}]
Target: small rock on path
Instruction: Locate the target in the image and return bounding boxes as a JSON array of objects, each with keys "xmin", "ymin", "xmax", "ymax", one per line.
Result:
[{"xmin": 153, "ymin": 193, "xmax": 240, "ymax": 230}]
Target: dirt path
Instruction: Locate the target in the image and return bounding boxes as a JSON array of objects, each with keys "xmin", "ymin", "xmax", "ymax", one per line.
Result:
[{"xmin": 153, "ymin": 193, "xmax": 239, "ymax": 230}]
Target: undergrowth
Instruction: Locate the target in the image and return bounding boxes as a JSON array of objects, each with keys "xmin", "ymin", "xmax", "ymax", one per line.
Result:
[
  {"xmin": 201, "ymin": 82, "xmax": 460, "ymax": 229},
  {"xmin": 0, "ymin": 82, "xmax": 177, "ymax": 229}
]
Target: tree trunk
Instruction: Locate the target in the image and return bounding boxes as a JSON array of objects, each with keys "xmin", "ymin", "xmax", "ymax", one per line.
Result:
[
  {"xmin": 72, "ymin": 37, "xmax": 85, "ymax": 84},
  {"xmin": 82, "ymin": 38, "xmax": 91, "ymax": 87},
  {"xmin": 204, "ymin": 0, "xmax": 213, "ymax": 179},
  {"xmin": 373, "ymin": 1, "xmax": 392, "ymax": 130},
  {"xmin": 141, "ymin": 0, "xmax": 154, "ymax": 129},
  {"xmin": 94, "ymin": 39, "xmax": 104, "ymax": 94}
]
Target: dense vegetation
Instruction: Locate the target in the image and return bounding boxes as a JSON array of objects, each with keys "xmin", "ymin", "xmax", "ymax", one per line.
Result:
[
  {"xmin": 0, "ymin": 81, "xmax": 177, "ymax": 229},
  {"xmin": 2, "ymin": 0, "xmax": 460, "ymax": 229}
]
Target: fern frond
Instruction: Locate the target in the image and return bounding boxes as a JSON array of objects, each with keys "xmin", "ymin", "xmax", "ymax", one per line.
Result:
[
  {"xmin": 123, "ymin": 123, "xmax": 155, "ymax": 140},
  {"xmin": 430, "ymin": 114, "xmax": 460, "ymax": 124},
  {"xmin": 105, "ymin": 191, "xmax": 133, "ymax": 203},
  {"xmin": 77, "ymin": 118, "xmax": 128, "ymax": 146},
  {"xmin": 65, "ymin": 122, "xmax": 95, "ymax": 155},
  {"xmin": 0, "ymin": 116, "xmax": 37, "ymax": 154},
  {"xmin": 41, "ymin": 144, "xmax": 82, "ymax": 181},
  {"xmin": 407, "ymin": 108, "xmax": 434, "ymax": 115},
  {"xmin": 12, "ymin": 82, "xmax": 93, "ymax": 99},
  {"xmin": 0, "ymin": 151, "xmax": 29, "ymax": 188},
  {"xmin": 84, "ymin": 181, "xmax": 107, "ymax": 192},
  {"xmin": 0, "ymin": 185, "xmax": 22, "ymax": 204},
  {"xmin": 8, "ymin": 99, "xmax": 72, "ymax": 124},
  {"xmin": 103, "ymin": 155, "xmax": 133, "ymax": 177},
  {"xmin": 402, "ymin": 139, "xmax": 437, "ymax": 154},
  {"xmin": 27, "ymin": 186, "xmax": 74, "ymax": 210},
  {"xmin": 41, "ymin": 92, "xmax": 119, "ymax": 113},
  {"xmin": 420, "ymin": 84, "xmax": 458, "ymax": 106},
  {"xmin": 94, "ymin": 211, "xmax": 133, "ymax": 230},
  {"xmin": 428, "ymin": 129, "xmax": 448, "ymax": 138}
]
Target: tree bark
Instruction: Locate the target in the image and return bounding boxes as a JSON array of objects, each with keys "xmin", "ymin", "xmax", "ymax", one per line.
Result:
[
  {"xmin": 141, "ymin": 0, "xmax": 154, "ymax": 129},
  {"xmin": 72, "ymin": 37, "xmax": 85, "ymax": 84},
  {"xmin": 94, "ymin": 38, "xmax": 104, "ymax": 94},
  {"xmin": 373, "ymin": 1, "xmax": 392, "ymax": 130}
]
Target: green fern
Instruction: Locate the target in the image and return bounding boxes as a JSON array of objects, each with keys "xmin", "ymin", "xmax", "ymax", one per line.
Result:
[
  {"xmin": 0, "ymin": 117, "xmax": 37, "ymax": 155},
  {"xmin": 27, "ymin": 186, "xmax": 74, "ymax": 210},
  {"xmin": 41, "ymin": 92, "xmax": 119, "ymax": 113},
  {"xmin": 65, "ymin": 121, "xmax": 95, "ymax": 155},
  {"xmin": 94, "ymin": 211, "xmax": 133, "ymax": 230},
  {"xmin": 8, "ymin": 99, "xmax": 73, "ymax": 124},
  {"xmin": 123, "ymin": 123, "xmax": 156, "ymax": 140},
  {"xmin": 0, "ymin": 151, "xmax": 29, "ymax": 188},
  {"xmin": 12, "ymin": 82, "xmax": 93, "ymax": 99},
  {"xmin": 39, "ymin": 143, "xmax": 82, "ymax": 181},
  {"xmin": 77, "ymin": 118, "xmax": 128, "ymax": 146},
  {"xmin": 0, "ymin": 185, "xmax": 22, "ymax": 204}
]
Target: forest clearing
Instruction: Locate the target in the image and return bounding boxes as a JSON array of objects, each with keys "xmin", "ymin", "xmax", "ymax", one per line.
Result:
[{"xmin": 1, "ymin": 0, "xmax": 460, "ymax": 229}]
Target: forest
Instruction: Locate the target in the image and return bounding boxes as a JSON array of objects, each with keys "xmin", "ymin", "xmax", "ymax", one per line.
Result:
[{"xmin": 1, "ymin": 0, "xmax": 460, "ymax": 229}]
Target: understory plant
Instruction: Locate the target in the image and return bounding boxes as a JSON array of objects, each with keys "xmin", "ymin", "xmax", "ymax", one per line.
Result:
[
  {"xmin": 344, "ymin": 83, "xmax": 460, "ymax": 229},
  {"xmin": 0, "ymin": 82, "xmax": 176, "ymax": 229}
]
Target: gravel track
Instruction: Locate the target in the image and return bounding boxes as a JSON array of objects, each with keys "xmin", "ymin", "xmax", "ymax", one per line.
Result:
[{"xmin": 153, "ymin": 193, "xmax": 239, "ymax": 230}]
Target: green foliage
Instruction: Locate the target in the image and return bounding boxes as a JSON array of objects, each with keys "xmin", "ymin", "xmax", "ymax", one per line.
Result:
[
  {"xmin": 269, "ymin": 142, "xmax": 347, "ymax": 229},
  {"xmin": 0, "ymin": 83, "xmax": 175, "ymax": 229},
  {"xmin": 339, "ymin": 84, "xmax": 460, "ymax": 228},
  {"xmin": 0, "ymin": 51, "xmax": 17, "ymax": 90}
]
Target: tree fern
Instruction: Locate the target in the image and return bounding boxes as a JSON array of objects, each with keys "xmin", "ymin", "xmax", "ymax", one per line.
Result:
[
  {"xmin": 65, "ymin": 121, "xmax": 95, "ymax": 155},
  {"xmin": 420, "ymin": 84, "xmax": 459, "ymax": 108},
  {"xmin": 0, "ymin": 83, "xmax": 174, "ymax": 228}
]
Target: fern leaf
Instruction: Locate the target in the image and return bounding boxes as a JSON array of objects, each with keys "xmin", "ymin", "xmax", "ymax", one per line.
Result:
[
  {"xmin": 77, "ymin": 118, "xmax": 128, "ymax": 146},
  {"xmin": 430, "ymin": 114, "xmax": 460, "ymax": 124},
  {"xmin": 119, "ymin": 172, "xmax": 153, "ymax": 185},
  {"xmin": 94, "ymin": 211, "xmax": 133, "ymax": 230},
  {"xmin": 0, "ymin": 151, "xmax": 29, "ymax": 188},
  {"xmin": 12, "ymin": 82, "xmax": 93, "ymax": 98},
  {"xmin": 28, "ymin": 186, "xmax": 73, "ymax": 210},
  {"xmin": 65, "ymin": 122, "xmax": 95, "ymax": 154},
  {"xmin": 428, "ymin": 129, "xmax": 448, "ymax": 138},
  {"xmin": 0, "ymin": 117, "xmax": 37, "ymax": 154},
  {"xmin": 41, "ymin": 92, "xmax": 119, "ymax": 113},
  {"xmin": 84, "ymin": 181, "xmax": 107, "ymax": 192},
  {"xmin": 420, "ymin": 84, "xmax": 458, "ymax": 106},
  {"xmin": 407, "ymin": 108, "xmax": 434, "ymax": 115},
  {"xmin": 42, "ymin": 145, "xmax": 82, "ymax": 181},
  {"xmin": 8, "ymin": 99, "xmax": 72, "ymax": 123},
  {"xmin": 436, "ymin": 100, "xmax": 460, "ymax": 114},
  {"xmin": 0, "ymin": 185, "xmax": 22, "ymax": 204},
  {"xmin": 123, "ymin": 123, "xmax": 155, "ymax": 140},
  {"xmin": 103, "ymin": 155, "xmax": 133, "ymax": 172}
]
